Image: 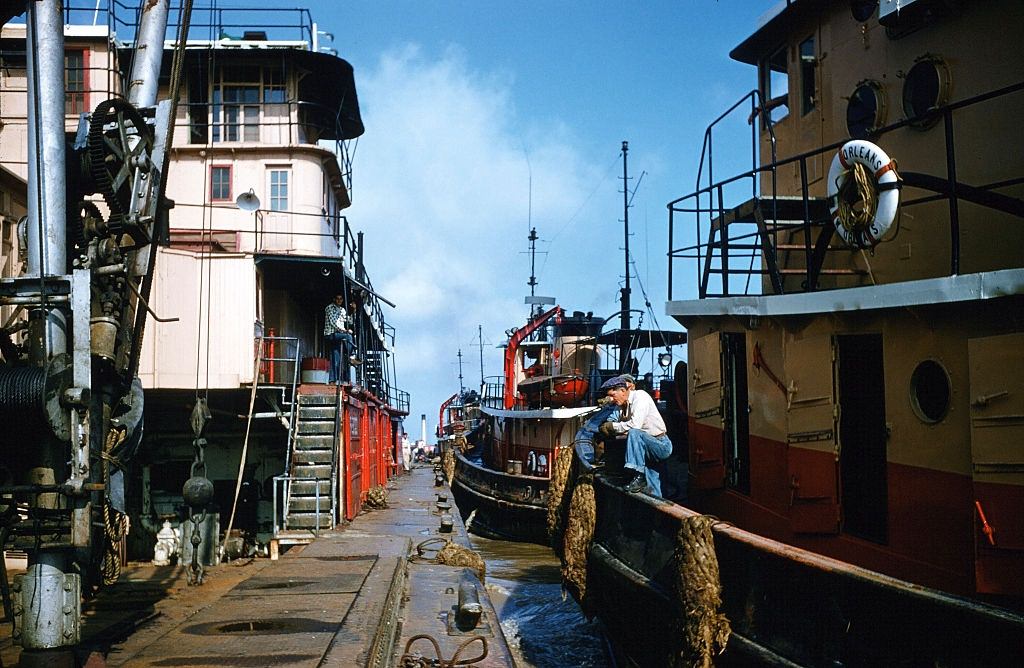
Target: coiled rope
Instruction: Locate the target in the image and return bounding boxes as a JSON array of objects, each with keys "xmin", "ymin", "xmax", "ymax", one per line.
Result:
[
  {"xmin": 411, "ymin": 538, "xmax": 486, "ymax": 582},
  {"xmin": 835, "ymin": 161, "xmax": 878, "ymax": 239},
  {"xmin": 672, "ymin": 516, "xmax": 730, "ymax": 668},
  {"xmin": 365, "ymin": 484, "xmax": 388, "ymax": 509},
  {"xmin": 399, "ymin": 633, "xmax": 488, "ymax": 667},
  {"xmin": 101, "ymin": 426, "xmax": 130, "ymax": 585}
]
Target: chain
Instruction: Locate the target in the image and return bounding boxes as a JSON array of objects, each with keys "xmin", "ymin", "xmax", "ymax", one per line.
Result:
[{"xmin": 186, "ymin": 433, "xmax": 207, "ymax": 586}]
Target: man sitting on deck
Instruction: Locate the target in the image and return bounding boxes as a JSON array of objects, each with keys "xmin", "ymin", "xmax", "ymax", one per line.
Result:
[{"xmin": 598, "ymin": 374, "xmax": 673, "ymax": 496}]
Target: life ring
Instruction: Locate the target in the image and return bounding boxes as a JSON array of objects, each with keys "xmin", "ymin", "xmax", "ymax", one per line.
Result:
[{"xmin": 826, "ymin": 139, "xmax": 900, "ymax": 248}]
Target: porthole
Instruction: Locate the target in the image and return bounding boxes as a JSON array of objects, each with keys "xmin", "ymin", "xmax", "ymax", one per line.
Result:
[
  {"xmin": 846, "ymin": 80, "xmax": 886, "ymax": 138},
  {"xmin": 902, "ymin": 55, "xmax": 950, "ymax": 129},
  {"xmin": 850, "ymin": 0, "xmax": 878, "ymax": 22},
  {"xmin": 910, "ymin": 360, "xmax": 950, "ymax": 423}
]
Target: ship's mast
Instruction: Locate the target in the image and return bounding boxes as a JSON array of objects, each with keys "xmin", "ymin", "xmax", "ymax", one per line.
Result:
[
  {"xmin": 619, "ymin": 140, "xmax": 632, "ymax": 360},
  {"xmin": 527, "ymin": 226, "xmax": 539, "ymax": 316},
  {"xmin": 457, "ymin": 348, "xmax": 465, "ymax": 395},
  {"xmin": 477, "ymin": 324, "xmax": 485, "ymax": 387}
]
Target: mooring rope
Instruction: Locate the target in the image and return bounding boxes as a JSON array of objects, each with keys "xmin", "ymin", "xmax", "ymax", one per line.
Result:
[
  {"xmin": 673, "ymin": 515, "xmax": 731, "ymax": 668},
  {"xmin": 560, "ymin": 473, "xmax": 596, "ymax": 604},
  {"xmin": 101, "ymin": 426, "xmax": 130, "ymax": 585},
  {"xmin": 399, "ymin": 633, "xmax": 488, "ymax": 667},
  {"xmin": 835, "ymin": 161, "xmax": 879, "ymax": 241},
  {"xmin": 545, "ymin": 445, "xmax": 575, "ymax": 553},
  {"xmin": 409, "ymin": 538, "xmax": 486, "ymax": 582}
]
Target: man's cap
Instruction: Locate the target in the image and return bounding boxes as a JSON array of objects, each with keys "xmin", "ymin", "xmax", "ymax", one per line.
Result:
[{"xmin": 599, "ymin": 375, "xmax": 629, "ymax": 391}]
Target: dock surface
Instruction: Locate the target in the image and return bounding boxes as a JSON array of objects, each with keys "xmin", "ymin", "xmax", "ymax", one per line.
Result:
[{"xmin": 1, "ymin": 467, "xmax": 513, "ymax": 667}]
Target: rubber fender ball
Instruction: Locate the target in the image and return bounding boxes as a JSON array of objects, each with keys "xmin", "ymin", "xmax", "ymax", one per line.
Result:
[{"xmin": 182, "ymin": 475, "xmax": 215, "ymax": 509}]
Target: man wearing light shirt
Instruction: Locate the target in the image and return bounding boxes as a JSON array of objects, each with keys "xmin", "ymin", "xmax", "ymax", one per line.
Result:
[{"xmin": 599, "ymin": 375, "xmax": 672, "ymax": 496}]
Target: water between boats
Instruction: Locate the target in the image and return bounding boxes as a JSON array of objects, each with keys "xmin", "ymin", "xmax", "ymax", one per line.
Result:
[{"xmin": 469, "ymin": 534, "xmax": 609, "ymax": 667}]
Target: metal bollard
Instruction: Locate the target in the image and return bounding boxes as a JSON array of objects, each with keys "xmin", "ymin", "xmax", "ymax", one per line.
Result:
[
  {"xmin": 436, "ymin": 494, "xmax": 448, "ymax": 503},
  {"xmin": 437, "ymin": 502, "xmax": 452, "ymax": 513},
  {"xmin": 434, "ymin": 474, "xmax": 445, "ymax": 487},
  {"xmin": 439, "ymin": 514, "xmax": 454, "ymax": 533},
  {"xmin": 455, "ymin": 576, "xmax": 483, "ymax": 630}
]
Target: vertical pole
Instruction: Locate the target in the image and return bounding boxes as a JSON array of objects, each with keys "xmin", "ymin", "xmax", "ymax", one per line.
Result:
[
  {"xmin": 457, "ymin": 349, "xmax": 464, "ymax": 395},
  {"xmin": 22, "ymin": 2, "xmax": 74, "ymax": 665},
  {"xmin": 619, "ymin": 141, "xmax": 631, "ymax": 364},
  {"xmin": 478, "ymin": 324, "xmax": 484, "ymax": 388},
  {"xmin": 126, "ymin": 0, "xmax": 170, "ymax": 107},
  {"xmin": 527, "ymin": 227, "xmax": 538, "ymax": 317}
]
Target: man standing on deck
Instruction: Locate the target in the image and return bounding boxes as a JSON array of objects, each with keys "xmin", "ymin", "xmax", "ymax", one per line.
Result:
[
  {"xmin": 599, "ymin": 375, "xmax": 672, "ymax": 496},
  {"xmin": 324, "ymin": 295, "xmax": 360, "ymax": 383}
]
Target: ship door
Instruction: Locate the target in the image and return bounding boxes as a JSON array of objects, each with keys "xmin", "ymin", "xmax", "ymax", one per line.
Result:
[
  {"xmin": 784, "ymin": 334, "xmax": 840, "ymax": 534},
  {"xmin": 836, "ymin": 334, "xmax": 887, "ymax": 544},
  {"xmin": 967, "ymin": 333, "xmax": 1024, "ymax": 595},
  {"xmin": 722, "ymin": 333, "xmax": 750, "ymax": 494},
  {"xmin": 689, "ymin": 332, "xmax": 726, "ymax": 489}
]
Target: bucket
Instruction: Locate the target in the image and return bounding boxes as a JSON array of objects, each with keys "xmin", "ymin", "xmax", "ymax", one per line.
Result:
[{"xmin": 301, "ymin": 357, "xmax": 329, "ymax": 384}]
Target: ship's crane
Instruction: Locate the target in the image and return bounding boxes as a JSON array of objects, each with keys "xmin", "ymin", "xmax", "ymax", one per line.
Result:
[{"xmin": 0, "ymin": 1, "xmax": 186, "ymax": 664}]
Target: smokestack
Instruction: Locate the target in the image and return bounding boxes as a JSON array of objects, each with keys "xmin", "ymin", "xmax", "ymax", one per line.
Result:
[{"xmin": 421, "ymin": 413, "xmax": 427, "ymax": 444}]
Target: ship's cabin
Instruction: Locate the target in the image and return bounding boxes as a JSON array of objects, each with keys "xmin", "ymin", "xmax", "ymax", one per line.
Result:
[{"xmin": 668, "ymin": 0, "xmax": 1024, "ymax": 300}]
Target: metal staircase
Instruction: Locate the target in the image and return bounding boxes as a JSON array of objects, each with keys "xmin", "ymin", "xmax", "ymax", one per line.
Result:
[
  {"xmin": 283, "ymin": 392, "xmax": 339, "ymax": 531},
  {"xmin": 362, "ymin": 349, "xmax": 386, "ymax": 398}
]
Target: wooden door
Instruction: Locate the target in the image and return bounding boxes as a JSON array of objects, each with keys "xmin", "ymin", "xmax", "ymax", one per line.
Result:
[{"xmin": 689, "ymin": 332, "xmax": 726, "ymax": 489}]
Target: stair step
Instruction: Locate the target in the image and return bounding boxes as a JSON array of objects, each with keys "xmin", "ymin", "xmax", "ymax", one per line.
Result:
[
  {"xmin": 293, "ymin": 464, "xmax": 332, "ymax": 479},
  {"xmin": 298, "ymin": 393, "xmax": 338, "ymax": 406},
  {"xmin": 290, "ymin": 479, "xmax": 331, "ymax": 496},
  {"xmin": 287, "ymin": 497, "xmax": 332, "ymax": 512},
  {"xmin": 291, "ymin": 449, "xmax": 333, "ymax": 464},
  {"xmin": 296, "ymin": 421, "xmax": 336, "ymax": 435},
  {"xmin": 293, "ymin": 434, "xmax": 335, "ymax": 449},
  {"xmin": 299, "ymin": 406, "xmax": 337, "ymax": 420},
  {"xmin": 286, "ymin": 513, "xmax": 333, "ymax": 529}
]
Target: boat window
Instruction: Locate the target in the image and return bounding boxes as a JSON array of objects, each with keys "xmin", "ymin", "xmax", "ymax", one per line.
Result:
[
  {"xmin": 846, "ymin": 80, "xmax": 886, "ymax": 138},
  {"xmin": 760, "ymin": 46, "xmax": 789, "ymax": 124},
  {"xmin": 799, "ymin": 36, "xmax": 816, "ymax": 116},
  {"xmin": 910, "ymin": 359, "xmax": 951, "ymax": 423},
  {"xmin": 902, "ymin": 55, "xmax": 950, "ymax": 129},
  {"xmin": 65, "ymin": 49, "xmax": 87, "ymax": 115},
  {"xmin": 850, "ymin": 0, "xmax": 878, "ymax": 22}
]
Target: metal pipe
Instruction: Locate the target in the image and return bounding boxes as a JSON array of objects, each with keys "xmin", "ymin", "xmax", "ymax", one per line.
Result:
[
  {"xmin": 127, "ymin": 0, "xmax": 170, "ymax": 107},
  {"xmin": 25, "ymin": 0, "xmax": 67, "ymax": 361}
]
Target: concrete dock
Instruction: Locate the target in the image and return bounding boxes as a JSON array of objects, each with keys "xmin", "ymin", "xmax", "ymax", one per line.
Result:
[{"xmin": 0, "ymin": 466, "xmax": 514, "ymax": 667}]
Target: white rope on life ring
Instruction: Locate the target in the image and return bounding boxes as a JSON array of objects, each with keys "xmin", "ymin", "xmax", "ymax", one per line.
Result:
[{"xmin": 827, "ymin": 139, "xmax": 901, "ymax": 248}]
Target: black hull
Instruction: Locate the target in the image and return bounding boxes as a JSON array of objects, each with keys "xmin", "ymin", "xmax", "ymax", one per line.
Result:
[
  {"xmin": 450, "ymin": 451, "xmax": 549, "ymax": 545},
  {"xmin": 568, "ymin": 421, "xmax": 1024, "ymax": 667}
]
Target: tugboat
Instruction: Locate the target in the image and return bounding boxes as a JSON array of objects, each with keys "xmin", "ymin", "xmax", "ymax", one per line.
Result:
[{"xmin": 556, "ymin": 1, "xmax": 1024, "ymax": 666}]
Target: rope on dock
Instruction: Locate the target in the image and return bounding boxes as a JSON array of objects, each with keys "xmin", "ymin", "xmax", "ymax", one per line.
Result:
[
  {"xmin": 399, "ymin": 633, "xmax": 488, "ymax": 667},
  {"xmin": 561, "ymin": 473, "xmax": 595, "ymax": 605},
  {"xmin": 545, "ymin": 445, "xmax": 574, "ymax": 554},
  {"xmin": 411, "ymin": 538, "xmax": 486, "ymax": 583},
  {"xmin": 101, "ymin": 426, "xmax": 130, "ymax": 585},
  {"xmin": 365, "ymin": 485, "xmax": 388, "ymax": 509},
  {"xmin": 672, "ymin": 515, "xmax": 731, "ymax": 668}
]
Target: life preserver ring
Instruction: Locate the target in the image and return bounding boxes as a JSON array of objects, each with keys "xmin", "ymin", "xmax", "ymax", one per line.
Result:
[{"xmin": 827, "ymin": 139, "xmax": 900, "ymax": 248}]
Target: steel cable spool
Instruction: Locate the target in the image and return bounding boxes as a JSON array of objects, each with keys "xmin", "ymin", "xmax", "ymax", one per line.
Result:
[{"xmin": 0, "ymin": 365, "xmax": 49, "ymax": 442}]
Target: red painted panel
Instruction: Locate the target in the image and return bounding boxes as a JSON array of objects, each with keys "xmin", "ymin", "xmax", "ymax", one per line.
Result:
[
  {"xmin": 788, "ymin": 446, "xmax": 840, "ymax": 534},
  {"xmin": 689, "ymin": 418, "xmax": 725, "ymax": 489},
  {"xmin": 973, "ymin": 480, "xmax": 1024, "ymax": 595},
  {"xmin": 344, "ymin": 398, "xmax": 364, "ymax": 520}
]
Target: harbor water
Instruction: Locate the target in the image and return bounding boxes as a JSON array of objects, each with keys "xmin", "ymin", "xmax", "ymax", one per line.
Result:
[{"xmin": 469, "ymin": 534, "xmax": 609, "ymax": 667}]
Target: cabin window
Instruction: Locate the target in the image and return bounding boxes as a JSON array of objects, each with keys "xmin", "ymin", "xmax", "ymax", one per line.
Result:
[
  {"xmin": 268, "ymin": 168, "xmax": 290, "ymax": 211},
  {"xmin": 760, "ymin": 46, "xmax": 789, "ymax": 124},
  {"xmin": 910, "ymin": 359, "xmax": 950, "ymax": 423},
  {"xmin": 722, "ymin": 332, "xmax": 750, "ymax": 494},
  {"xmin": 902, "ymin": 55, "xmax": 950, "ymax": 129},
  {"xmin": 850, "ymin": 0, "xmax": 878, "ymax": 22},
  {"xmin": 212, "ymin": 65, "xmax": 286, "ymax": 142},
  {"xmin": 846, "ymin": 80, "xmax": 886, "ymax": 138},
  {"xmin": 65, "ymin": 49, "xmax": 87, "ymax": 115},
  {"xmin": 799, "ymin": 36, "xmax": 816, "ymax": 116},
  {"xmin": 210, "ymin": 165, "xmax": 232, "ymax": 201}
]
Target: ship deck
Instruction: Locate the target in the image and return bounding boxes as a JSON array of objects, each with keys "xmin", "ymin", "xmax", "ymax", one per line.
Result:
[{"xmin": 0, "ymin": 467, "xmax": 512, "ymax": 667}]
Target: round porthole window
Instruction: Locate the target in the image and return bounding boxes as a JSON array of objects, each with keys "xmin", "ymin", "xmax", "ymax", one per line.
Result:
[
  {"xmin": 846, "ymin": 80, "xmax": 886, "ymax": 138},
  {"xmin": 850, "ymin": 0, "xmax": 878, "ymax": 22},
  {"xmin": 902, "ymin": 55, "xmax": 950, "ymax": 129},
  {"xmin": 910, "ymin": 359, "xmax": 951, "ymax": 423}
]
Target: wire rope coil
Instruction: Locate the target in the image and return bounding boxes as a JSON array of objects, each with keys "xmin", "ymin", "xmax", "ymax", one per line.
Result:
[{"xmin": 826, "ymin": 139, "xmax": 901, "ymax": 248}]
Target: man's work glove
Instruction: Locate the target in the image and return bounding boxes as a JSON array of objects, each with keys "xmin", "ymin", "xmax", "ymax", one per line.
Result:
[{"xmin": 598, "ymin": 421, "xmax": 618, "ymax": 438}]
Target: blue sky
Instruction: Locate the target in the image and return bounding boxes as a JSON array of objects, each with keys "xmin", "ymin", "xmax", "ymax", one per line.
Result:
[{"xmin": 303, "ymin": 1, "xmax": 771, "ymax": 436}]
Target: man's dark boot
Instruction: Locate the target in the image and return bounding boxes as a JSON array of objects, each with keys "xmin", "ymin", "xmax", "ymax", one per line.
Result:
[{"xmin": 622, "ymin": 469, "xmax": 648, "ymax": 494}]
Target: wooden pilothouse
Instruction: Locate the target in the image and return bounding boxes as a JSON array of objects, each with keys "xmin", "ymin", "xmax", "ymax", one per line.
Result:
[{"xmin": 667, "ymin": 0, "xmax": 1023, "ymax": 602}]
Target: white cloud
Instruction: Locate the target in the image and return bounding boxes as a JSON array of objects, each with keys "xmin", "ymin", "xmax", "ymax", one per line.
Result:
[{"xmin": 346, "ymin": 43, "xmax": 605, "ymax": 431}]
